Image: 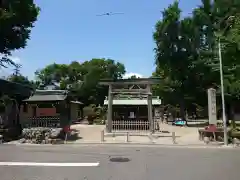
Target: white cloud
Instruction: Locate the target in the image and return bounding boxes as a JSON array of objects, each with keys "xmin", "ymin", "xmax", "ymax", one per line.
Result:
[
  {"xmin": 0, "ymin": 55, "xmax": 21, "ymax": 63},
  {"xmin": 0, "ymin": 55, "xmax": 21, "ymax": 78},
  {"xmin": 123, "ymin": 72, "xmax": 143, "ymax": 79},
  {"xmin": 10, "ymin": 56, "xmax": 21, "ymax": 63}
]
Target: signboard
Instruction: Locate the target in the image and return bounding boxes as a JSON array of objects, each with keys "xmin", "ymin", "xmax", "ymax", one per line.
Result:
[
  {"xmin": 207, "ymin": 88, "xmax": 217, "ymax": 125},
  {"xmin": 154, "ymin": 108, "xmax": 160, "ymax": 118},
  {"xmin": 36, "ymin": 108, "xmax": 56, "ymax": 117},
  {"xmin": 129, "ymin": 112, "xmax": 135, "ymax": 118}
]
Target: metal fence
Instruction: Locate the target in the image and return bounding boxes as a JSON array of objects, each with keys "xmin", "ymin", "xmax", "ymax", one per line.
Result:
[
  {"xmin": 23, "ymin": 116, "xmax": 61, "ymax": 128},
  {"xmin": 111, "ymin": 119, "xmax": 160, "ymax": 132}
]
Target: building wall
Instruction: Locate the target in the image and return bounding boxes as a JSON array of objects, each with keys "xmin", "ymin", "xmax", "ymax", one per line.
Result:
[
  {"xmin": 112, "ymin": 105, "xmax": 161, "ymax": 120},
  {"xmin": 20, "ymin": 103, "xmax": 60, "ymax": 125},
  {"xmin": 20, "ymin": 104, "xmax": 34, "ymax": 125},
  {"xmin": 20, "ymin": 103, "xmax": 82, "ymax": 125}
]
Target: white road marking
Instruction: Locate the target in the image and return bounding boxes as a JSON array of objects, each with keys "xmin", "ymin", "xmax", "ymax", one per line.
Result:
[{"xmin": 0, "ymin": 162, "xmax": 100, "ymax": 167}]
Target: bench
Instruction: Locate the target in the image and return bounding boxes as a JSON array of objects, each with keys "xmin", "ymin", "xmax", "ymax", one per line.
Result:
[{"xmin": 198, "ymin": 127, "xmax": 228, "ymax": 141}]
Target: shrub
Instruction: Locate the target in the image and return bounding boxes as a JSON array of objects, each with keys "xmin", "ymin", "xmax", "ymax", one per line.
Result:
[
  {"xmin": 83, "ymin": 105, "xmax": 107, "ymax": 125},
  {"xmin": 83, "ymin": 105, "xmax": 97, "ymax": 124}
]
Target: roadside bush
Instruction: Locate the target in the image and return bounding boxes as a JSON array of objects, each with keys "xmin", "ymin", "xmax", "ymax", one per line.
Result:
[
  {"xmin": 83, "ymin": 105, "xmax": 106, "ymax": 125},
  {"xmin": 83, "ymin": 105, "xmax": 97, "ymax": 124}
]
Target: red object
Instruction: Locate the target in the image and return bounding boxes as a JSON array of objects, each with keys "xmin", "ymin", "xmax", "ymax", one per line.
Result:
[
  {"xmin": 63, "ymin": 125, "xmax": 70, "ymax": 133},
  {"xmin": 37, "ymin": 108, "xmax": 56, "ymax": 117},
  {"xmin": 205, "ymin": 124, "xmax": 217, "ymax": 132}
]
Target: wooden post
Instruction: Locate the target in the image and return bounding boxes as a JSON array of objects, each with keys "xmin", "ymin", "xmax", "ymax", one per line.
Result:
[
  {"xmin": 68, "ymin": 101, "xmax": 72, "ymax": 125},
  {"xmin": 147, "ymin": 84, "xmax": 154, "ymax": 133},
  {"xmin": 0, "ymin": 135, "xmax": 2, "ymax": 144},
  {"xmin": 101, "ymin": 130, "xmax": 105, "ymax": 142},
  {"xmin": 107, "ymin": 85, "xmax": 113, "ymax": 133},
  {"xmin": 64, "ymin": 132, "xmax": 68, "ymax": 144},
  {"xmin": 172, "ymin": 132, "xmax": 177, "ymax": 144},
  {"xmin": 126, "ymin": 132, "xmax": 130, "ymax": 142}
]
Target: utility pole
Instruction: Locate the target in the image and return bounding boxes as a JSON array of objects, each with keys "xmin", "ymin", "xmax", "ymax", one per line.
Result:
[
  {"xmin": 218, "ymin": 38, "xmax": 228, "ymax": 146},
  {"xmin": 217, "ymin": 15, "xmax": 235, "ymax": 146}
]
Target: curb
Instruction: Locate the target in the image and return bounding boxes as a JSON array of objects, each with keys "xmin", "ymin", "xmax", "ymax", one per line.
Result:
[{"xmin": 4, "ymin": 142, "xmax": 239, "ymax": 149}]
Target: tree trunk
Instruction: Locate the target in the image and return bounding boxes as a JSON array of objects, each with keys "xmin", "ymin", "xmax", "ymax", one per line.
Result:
[
  {"xmin": 225, "ymin": 103, "xmax": 231, "ymax": 126},
  {"xmin": 230, "ymin": 102, "xmax": 236, "ymax": 128},
  {"xmin": 180, "ymin": 99, "xmax": 186, "ymax": 120}
]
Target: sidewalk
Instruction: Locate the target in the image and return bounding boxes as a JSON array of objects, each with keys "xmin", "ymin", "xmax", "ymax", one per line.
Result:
[
  {"xmin": 70, "ymin": 124, "xmax": 207, "ymax": 146},
  {"xmin": 4, "ymin": 124, "xmax": 225, "ymax": 147}
]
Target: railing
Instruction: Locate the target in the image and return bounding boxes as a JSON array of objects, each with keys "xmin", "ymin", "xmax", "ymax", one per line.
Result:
[
  {"xmin": 111, "ymin": 119, "xmax": 160, "ymax": 132},
  {"xmin": 105, "ymin": 95, "xmax": 160, "ymax": 100},
  {"xmin": 23, "ymin": 116, "xmax": 61, "ymax": 128},
  {"xmin": 112, "ymin": 120, "xmax": 150, "ymax": 131}
]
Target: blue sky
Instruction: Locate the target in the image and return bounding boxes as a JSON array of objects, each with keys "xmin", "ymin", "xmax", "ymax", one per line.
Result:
[{"xmin": 4, "ymin": 0, "xmax": 201, "ymax": 79}]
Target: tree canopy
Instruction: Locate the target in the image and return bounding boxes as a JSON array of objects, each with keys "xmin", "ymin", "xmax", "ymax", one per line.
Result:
[
  {"xmin": 152, "ymin": 0, "xmax": 240, "ymax": 119},
  {"xmin": 34, "ymin": 58, "xmax": 126, "ymax": 105},
  {"xmin": 0, "ymin": 0, "xmax": 40, "ymax": 67},
  {"xmin": 4, "ymin": 0, "xmax": 240, "ymax": 121}
]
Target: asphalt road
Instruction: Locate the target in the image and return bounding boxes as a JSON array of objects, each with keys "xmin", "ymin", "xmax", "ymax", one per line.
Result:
[{"xmin": 0, "ymin": 144, "xmax": 239, "ymax": 180}]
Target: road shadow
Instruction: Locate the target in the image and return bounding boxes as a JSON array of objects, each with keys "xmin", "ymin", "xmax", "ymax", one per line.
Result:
[
  {"xmin": 159, "ymin": 130, "xmax": 170, "ymax": 133},
  {"xmin": 186, "ymin": 122, "xmax": 208, "ymax": 128},
  {"xmin": 153, "ymin": 135, "xmax": 181, "ymax": 138},
  {"xmin": 65, "ymin": 128, "xmax": 82, "ymax": 142}
]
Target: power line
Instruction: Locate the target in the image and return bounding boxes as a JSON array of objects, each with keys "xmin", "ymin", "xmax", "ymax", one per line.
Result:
[{"xmin": 96, "ymin": 12, "xmax": 124, "ymax": 16}]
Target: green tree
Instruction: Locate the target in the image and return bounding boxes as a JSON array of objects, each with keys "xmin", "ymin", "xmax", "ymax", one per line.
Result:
[
  {"xmin": 192, "ymin": 0, "xmax": 240, "ymax": 121},
  {"xmin": 35, "ymin": 58, "xmax": 126, "ymax": 105},
  {"xmin": 217, "ymin": 15, "xmax": 240, "ymax": 121},
  {"xmin": 129, "ymin": 75, "xmax": 140, "ymax": 79},
  {"xmin": 7, "ymin": 64, "xmax": 37, "ymax": 89},
  {"xmin": 69, "ymin": 59, "xmax": 125, "ymax": 105},
  {"xmin": 153, "ymin": 0, "xmax": 240, "ymax": 120},
  {"xmin": 153, "ymin": 1, "xmax": 201, "ymax": 119},
  {"xmin": 0, "ymin": 0, "xmax": 40, "ymax": 67},
  {"xmin": 8, "ymin": 74, "xmax": 34, "ymax": 86},
  {"xmin": 35, "ymin": 63, "xmax": 68, "ymax": 87}
]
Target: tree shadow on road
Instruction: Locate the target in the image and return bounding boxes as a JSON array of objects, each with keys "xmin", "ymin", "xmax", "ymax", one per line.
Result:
[
  {"xmin": 186, "ymin": 122, "xmax": 208, "ymax": 128},
  {"xmin": 64, "ymin": 128, "xmax": 82, "ymax": 142}
]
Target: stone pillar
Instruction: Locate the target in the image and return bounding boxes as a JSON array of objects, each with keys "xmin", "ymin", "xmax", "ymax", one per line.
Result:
[
  {"xmin": 107, "ymin": 85, "xmax": 113, "ymax": 132},
  {"xmin": 207, "ymin": 88, "xmax": 217, "ymax": 125},
  {"xmin": 147, "ymin": 84, "xmax": 154, "ymax": 133}
]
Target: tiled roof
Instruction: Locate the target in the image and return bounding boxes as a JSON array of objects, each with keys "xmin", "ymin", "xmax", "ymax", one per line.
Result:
[
  {"xmin": 23, "ymin": 90, "xmax": 68, "ymax": 102},
  {"xmin": 70, "ymin": 101, "xmax": 83, "ymax": 104}
]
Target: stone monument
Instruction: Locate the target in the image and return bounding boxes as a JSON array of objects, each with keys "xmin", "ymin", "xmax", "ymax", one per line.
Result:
[{"xmin": 207, "ymin": 88, "xmax": 217, "ymax": 125}]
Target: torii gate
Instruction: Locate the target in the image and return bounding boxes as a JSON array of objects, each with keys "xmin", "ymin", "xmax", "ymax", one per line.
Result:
[{"xmin": 99, "ymin": 78, "xmax": 160, "ymax": 133}]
